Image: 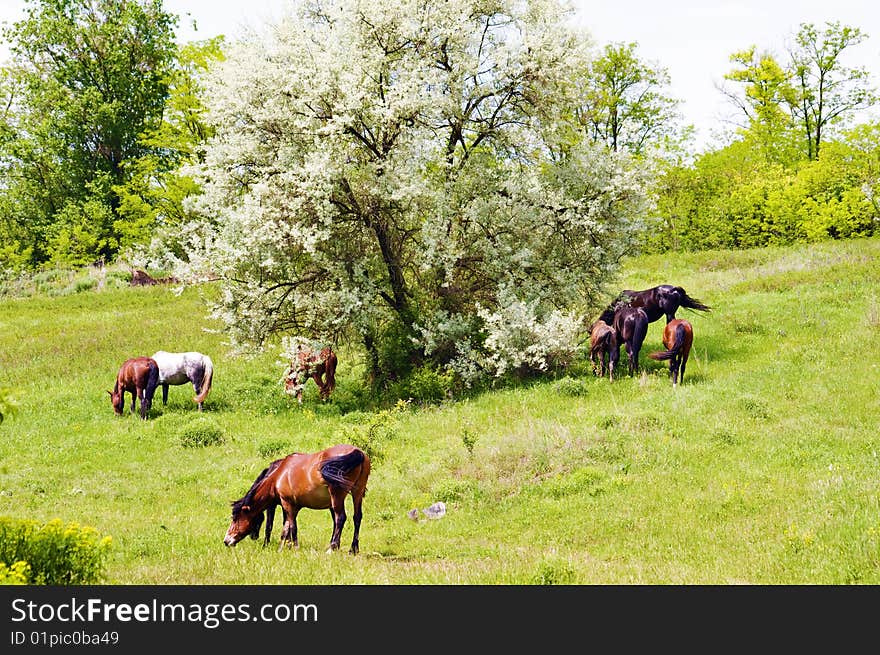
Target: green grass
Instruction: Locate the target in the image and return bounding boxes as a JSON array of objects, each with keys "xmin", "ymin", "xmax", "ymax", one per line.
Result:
[{"xmin": 1, "ymin": 238, "xmax": 879, "ymax": 584}]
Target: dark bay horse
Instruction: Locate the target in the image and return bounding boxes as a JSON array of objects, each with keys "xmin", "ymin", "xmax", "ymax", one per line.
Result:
[
  {"xmin": 283, "ymin": 344, "xmax": 337, "ymax": 404},
  {"xmin": 588, "ymin": 319, "xmax": 617, "ymax": 380},
  {"xmin": 600, "ymin": 285, "xmax": 710, "ymax": 325},
  {"xmin": 610, "ymin": 306, "xmax": 649, "ymax": 377},
  {"xmin": 108, "ymin": 357, "xmax": 159, "ymax": 420},
  {"xmin": 151, "ymin": 351, "xmax": 214, "ymax": 411},
  {"xmin": 649, "ymin": 318, "xmax": 694, "ymax": 387},
  {"xmin": 225, "ymin": 444, "xmax": 370, "ymax": 554}
]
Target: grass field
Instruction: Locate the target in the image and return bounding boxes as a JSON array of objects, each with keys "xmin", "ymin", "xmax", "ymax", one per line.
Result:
[{"xmin": 1, "ymin": 237, "xmax": 879, "ymax": 584}]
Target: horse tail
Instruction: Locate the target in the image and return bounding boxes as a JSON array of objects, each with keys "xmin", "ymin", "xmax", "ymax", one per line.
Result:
[
  {"xmin": 649, "ymin": 323, "xmax": 687, "ymax": 361},
  {"xmin": 194, "ymin": 356, "xmax": 213, "ymax": 404},
  {"xmin": 320, "ymin": 448, "xmax": 366, "ymax": 491},
  {"xmin": 600, "ymin": 328, "xmax": 616, "ymax": 350},
  {"xmin": 677, "ymin": 287, "xmax": 711, "ymax": 313},
  {"xmin": 146, "ymin": 360, "xmax": 160, "ymax": 396}
]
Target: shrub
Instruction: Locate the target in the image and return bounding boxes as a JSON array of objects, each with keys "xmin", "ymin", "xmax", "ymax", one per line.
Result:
[
  {"xmin": 176, "ymin": 416, "xmax": 226, "ymax": 448},
  {"xmin": 258, "ymin": 438, "xmax": 291, "ymax": 459},
  {"xmin": 530, "ymin": 557, "xmax": 576, "ymax": 585},
  {"xmin": 552, "ymin": 376, "xmax": 591, "ymax": 397},
  {"xmin": 0, "ymin": 517, "xmax": 112, "ymax": 585},
  {"xmin": 392, "ymin": 364, "xmax": 455, "ymax": 405},
  {"xmin": 338, "ymin": 402, "xmax": 405, "ymax": 464},
  {"xmin": 0, "ymin": 561, "xmax": 30, "ymax": 585},
  {"xmin": 461, "ymin": 428, "xmax": 478, "ymax": 457}
]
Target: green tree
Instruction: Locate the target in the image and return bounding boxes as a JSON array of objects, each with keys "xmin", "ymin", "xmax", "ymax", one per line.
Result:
[
  {"xmin": 169, "ymin": 0, "xmax": 653, "ymax": 388},
  {"xmin": 0, "ymin": 0, "xmax": 178, "ymax": 269},
  {"xmin": 577, "ymin": 42, "xmax": 683, "ymax": 155},
  {"xmin": 115, "ymin": 37, "xmax": 224, "ymax": 259},
  {"xmin": 788, "ymin": 22, "xmax": 875, "ymax": 160},
  {"xmin": 721, "ymin": 47, "xmax": 800, "ymax": 165}
]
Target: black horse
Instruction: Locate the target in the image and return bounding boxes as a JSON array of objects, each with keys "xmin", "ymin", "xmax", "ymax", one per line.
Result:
[
  {"xmin": 600, "ymin": 285, "xmax": 711, "ymax": 325},
  {"xmin": 609, "ymin": 306, "xmax": 649, "ymax": 377}
]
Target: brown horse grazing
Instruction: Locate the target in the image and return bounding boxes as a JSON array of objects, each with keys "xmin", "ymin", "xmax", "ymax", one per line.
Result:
[
  {"xmin": 649, "ymin": 318, "xmax": 694, "ymax": 387},
  {"xmin": 588, "ymin": 319, "xmax": 617, "ymax": 380},
  {"xmin": 600, "ymin": 285, "xmax": 711, "ymax": 325},
  {"xmin": 610, "ymin": 306, "xmax": 649, "ymax": 378},
  {"xmin": 225, "ymin": 444, "xmax": 370, "ymax": 554},
  {"xmin": 108, "ymin": 357, "xmax": 160, "ymax": 420},
  {"xmin": 283, "ymin": 344, "xmax": 337, "ymax": 404}
]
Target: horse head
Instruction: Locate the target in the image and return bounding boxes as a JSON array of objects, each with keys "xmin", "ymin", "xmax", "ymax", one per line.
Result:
[
  {"xmin": 108, "ymin": 388, "xmax": 124, "ymax": 415},
  {"xmin": 225, "ymin": 500, "xmax": 265, "ymax": 546}
]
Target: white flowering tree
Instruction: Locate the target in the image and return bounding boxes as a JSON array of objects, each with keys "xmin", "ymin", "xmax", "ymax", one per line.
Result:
[{"xmin": 163, "ymin": 0, "xmax": 653, "ymax": 387}]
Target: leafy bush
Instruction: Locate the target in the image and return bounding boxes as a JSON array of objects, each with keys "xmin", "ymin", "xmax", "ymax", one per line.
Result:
[
  {"xmin": 338, "ymin": 402, "xmax": 405, "ymax": 464},
  {"xmin": 461, "ymin": 428, "xmax": 478, "ymax": 457},
  {"xmin": 0, "ymin": 517, "xmax": 112, "ymax": 584},
  {"xmin": 258, "ymin": 438, "xmax": 291, "ymax": 459},
  {"xmin": 71, "ymin": 277, "xmax": 97, "ymax": 294},
  {"xmin": 552, "ymin": 376, "xmax": 591, "ymax": 397},
  {"xmin": 530, "ymin": 557, "xmax": 576, "ymax": 585},
  {"xmin": 0, "ymin": 561, "xmax": 30, "ymax": 585},
  {"xmin": 391, "ymin": 364, "xmax": 455, "ymax": 405},
  {"xmin": 176, "ymin": 416, "xmax": 226, "ymax": 448}
]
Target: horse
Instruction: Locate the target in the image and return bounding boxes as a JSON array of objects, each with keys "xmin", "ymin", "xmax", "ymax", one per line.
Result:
[
  {"xmin": 588, "ymin": 319, "xmax": 617, "ymax": 380},
  {"xmin": 648, "ymin": 318, "xmax": 694, "ymax": 387},
  {"xmin": 224, "ymin": 444, "xmax": 370, "ymax": 554},
  {"xmin": 600, "ymin": 284, "xmax": 710, "ymax": 325},
  {"xmin": 283, "ymin": 344, "xmax": 337, "ymax": 404},
  {"xmin": 108, "ymin": 357, "xmax": 160, "ymax": 420},
  {"xmin": 151, "ymin": 351, "xmax": 214, "ymax": 411},
  {"xmin": 609, "ymin": 306, "xmax": 649, "ymax": 378}
]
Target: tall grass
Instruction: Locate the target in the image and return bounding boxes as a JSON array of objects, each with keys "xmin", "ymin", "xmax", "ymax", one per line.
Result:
[{"xmin": 0, "ymin": 238, "xmax": 878, "ymax": 583}]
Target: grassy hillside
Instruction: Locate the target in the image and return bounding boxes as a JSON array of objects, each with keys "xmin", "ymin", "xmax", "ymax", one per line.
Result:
[{"xmin": 1, "ymin": 238, "xmax": 879, "ymax": 584}]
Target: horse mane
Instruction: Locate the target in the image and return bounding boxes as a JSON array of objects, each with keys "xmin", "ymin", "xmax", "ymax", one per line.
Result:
[
  {"xmin": 598, "ymin": 293, "xmax": 632, "ymax": 325},
  {"xmin": 231, "ymin": 458, "xmax": 284, "ymax": 517}
]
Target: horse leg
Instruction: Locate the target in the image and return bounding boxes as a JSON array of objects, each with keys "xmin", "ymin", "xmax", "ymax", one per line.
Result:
[
  {"xmin": 278, "ymin": 503, "xmax": 299, "ymax": 551},
  {"xmin": 350, "ymin": 490, "xmax": 364, "ymax": 555},
  {"xmin": 328, "ymin": 488, "xmax": 348, "ymax": 552},
  {"xmin": 129, "ymin": 390, "xmax": 136, "ymax": 415},
  {"xmin": 609, "ymin": 346, "xmax": 619, "ymax": 382},
  {"xmin": 192, "ymin": 380, "xmax": 202, "ymax": 412},
  {"xmin": 312, "ymin": 372, "xmax": 326, "ymax": 401},
  {"xmin": 162, "ymin": 383, "xmax": 169, "ymax": 406},
  {"xmin": 139, "ymin": 386, "xmax": 149, "ymax": 419},
  {"xmin": 264, "ymin": 504, "xmax": 276, "ymax": 547}
]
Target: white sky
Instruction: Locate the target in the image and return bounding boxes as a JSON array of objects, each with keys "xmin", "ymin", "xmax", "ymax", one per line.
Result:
[{"xmin": 2, "ymin": 0, "xmax": 879, "ymax": 151}]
